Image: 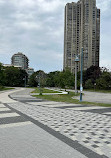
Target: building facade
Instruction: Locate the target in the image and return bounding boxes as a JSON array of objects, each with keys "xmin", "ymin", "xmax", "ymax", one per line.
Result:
[
  {"xmin": 26, "ymin": 68, "xmax": 34, "ymax": 78},
  {"xmin": 11, "ymin": 52, "xmax": 29, "ymax": 70},
  {"xmin": 63, "ymin": 0, "xmax": 100, "ymax": 74}
]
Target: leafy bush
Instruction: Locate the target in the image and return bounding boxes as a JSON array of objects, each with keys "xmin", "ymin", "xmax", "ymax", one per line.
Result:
[{"xmin": 85, "ymin": 79, "xmax": 94, "ymax": 89}]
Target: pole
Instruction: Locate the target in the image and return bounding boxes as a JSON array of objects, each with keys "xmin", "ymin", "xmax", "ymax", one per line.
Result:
[
  {"xmin": 39, "ymin": 72, "xmax": 42, "ymax": 95},
  {"xmin": 75, "ymin": 56, "xmax": 79, "ymax": 94},
  {"xmin": 39, "ymin": 73, "xmax": 41, "ymax": 94},
  {"xmin": 80, "ymin": 47, "xmax": 83, "ymax": 102},
  {"xmin": 75, "ymin": 61, "xmax": 77, "ymax": 94},
  {"xmin": 24, "ymin": 76, "xmax": 26, "ymax": 87}
]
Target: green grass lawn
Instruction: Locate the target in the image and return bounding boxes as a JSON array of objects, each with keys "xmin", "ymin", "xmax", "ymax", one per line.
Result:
[
  {"xmin": 33, "ymin": 91, "xmax": 111, "ymax": 107},
  {"xmin": 85, "ymin": 89, "xmax": 111, "ymax": 93},
  {"xmin": 31, "ymin": 88, "xmax": 61, "ymax": 93},
  {"xmin": 0, "ymin": 87, "xmax": 14, "ymax": 91},
  {"xmin": 33, "ymin": 91, "xmax": 79, "ymax": 104}
]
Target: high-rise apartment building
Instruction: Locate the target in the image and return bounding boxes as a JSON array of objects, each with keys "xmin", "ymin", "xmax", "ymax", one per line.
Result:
[
  {"xmin": 63, "ymin": 0, "xmax": 100, "ymax": 74},
  {"xmin": 11, "ymin": 52, "xmax": 29, "ymax": 70}
]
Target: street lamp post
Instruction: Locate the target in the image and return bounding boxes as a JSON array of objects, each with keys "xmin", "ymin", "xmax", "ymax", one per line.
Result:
[
  {"xmin": 36, "ymin": 74, "xmax": 42, "ymax": 95},
  {"xmin": 38, "ymin": 72, "xmax": 42, "ymax": 95},
  {"xmin": 75, "ymin": 56, "xmax": 79, "ymax": 94},
  {"xmin": 80, "ymin": 47, "xmax": 83, "ymax": 102},
  {"xmin": 23, "ymin": 76, "xmax": 26, "ymax": 87}
]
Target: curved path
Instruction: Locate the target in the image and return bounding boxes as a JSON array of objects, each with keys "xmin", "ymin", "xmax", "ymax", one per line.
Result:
[
  {"xmin": 49, "ymin": 88, "xmax": 111, "ymax": 104},
  {"xmin": 0, "ymin": 88, "xmax": 111, "ymax": 158},
  {"xmin": 73, "ymin": 91, "xmax": 111, "ymax": 104}
]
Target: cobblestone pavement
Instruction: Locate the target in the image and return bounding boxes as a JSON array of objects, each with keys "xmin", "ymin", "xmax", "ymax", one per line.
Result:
[
  {"xmin": 5, "ymin": 89, "xmax": 111, "ymax": 158},
  {"xmin": 0, "ymin": 102, "xmax": 89, "ymax": 158},
  {"xmin": 0, "ymin": 88, "xmax": 89, "ymax": 158}
]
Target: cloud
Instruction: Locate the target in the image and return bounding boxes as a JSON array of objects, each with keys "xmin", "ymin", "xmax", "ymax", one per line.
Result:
[
  {"xmin": 0, "ymin": 0, "xmax": 111, "ymax": 72},
  {"xmin": 9, "ymin": 0, "xmax": 36, "ymax": 8},
  {"xmin": 18, "ymin": 21, "xmax": 42, "ymax": 30},
  {"xmin": 97, "ymin": 0, "xmax": 111, "ymax": 13},
  {"xmin": 36, "ymin": 0, "xmax": 64, "ymax": 13}
]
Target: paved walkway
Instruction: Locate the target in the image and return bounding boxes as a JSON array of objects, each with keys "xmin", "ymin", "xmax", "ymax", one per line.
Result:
[
  {"xmin": 0, "ymin": 88, "xmax": 111, "ymax": 158},
  {"xmin": 74, "ymin": 91, "xmax": 111, "ymax": 104},
  {"xmin": 55, "ymin": 88, "xmax": 111, "ymax": 104}
]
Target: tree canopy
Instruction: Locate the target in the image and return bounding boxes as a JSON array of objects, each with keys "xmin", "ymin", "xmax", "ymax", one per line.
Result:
[{"xmin": 0, "ymin": 62, "xmax": 111, "ymax": 90}]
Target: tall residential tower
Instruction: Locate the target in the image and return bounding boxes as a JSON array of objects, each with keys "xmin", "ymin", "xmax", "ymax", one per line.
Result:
[{"xmin": 63, "ymin": 0, "xmax": 100, "ymax": 74}]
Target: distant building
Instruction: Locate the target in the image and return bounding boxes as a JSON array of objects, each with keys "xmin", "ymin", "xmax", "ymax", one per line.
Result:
[
  {"xmin": 3, "ymin": 52, "xmax": 35, "ymax": 79},
  {"xmin": 11, "ymin": 52, "xmax": 29, "ymax": 70},
  {"xmin": 63, "ymin": 0, "xmax": 100, "ymax": 74},
  {"xmin": 3, "ymin": 64, "xmax": 12, "ymax": 67},
  {"xmin": 26, "ymin": 68, "xmax": 34, "ymax": 78},
  {"xmin": 3, "ymin": 64, "xmax": 22, "ymax": 69}
]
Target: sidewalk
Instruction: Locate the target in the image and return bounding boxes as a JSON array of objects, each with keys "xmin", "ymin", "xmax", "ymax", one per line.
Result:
[
  {"xmin": 0, "ymin": 88, "xmax": 87, "ymax": 158},
  {"xmin": 74, "ymin": 91, "xmax": 111, "ymax": 104},
  {"xmin": 53, "ymin": 88, "xmax": 111, "ymax": 104},
  {"xmin": 0, "ymin": 88, "xmax": 111, "ymax": 158},
  {"xmin": 0, "ymin": 114, "xmax": 87, "ymax": 158}
]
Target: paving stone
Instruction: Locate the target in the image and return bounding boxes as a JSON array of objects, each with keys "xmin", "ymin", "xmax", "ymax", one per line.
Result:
[
  {"xmin": 4, "ymin": 89, "xmax": 111, "ymax": 158},
  {"xmin": 6, "ymin": 101, "xmax": 110, "ymax": 157}
]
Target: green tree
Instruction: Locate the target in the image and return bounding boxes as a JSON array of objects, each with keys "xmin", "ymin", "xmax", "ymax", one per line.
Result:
[
  {"xmin": 28, "ymin": 72, "xmax": 38, "ymax": 87},
  {"xmin": 96, "ymin": 71, "xmax": 111, "ymax": 90},
  {"xmin": 28, "ymin": 70, "xmax": 47, "ymax": 87},
  {"xmin": 83, "ymin": 66, "xmax": 101, "ymax": 86},
  {"xmin": 57, "ymin": 69, "xmax": 74, "ymax": 89},
  {"xmin": 85, "ymin": 79, "xmax": 94, "ymax": 89},
  {"xmin": 0, "ymin": 63, "xmax": 5, "ymax": 89},
  {"xmin": 37, "ymin": 70, "xmax": 47, "ymax": 87},
  {"xmin": 4, "ymin": 67, "xmax": 28, "ymax": 87},
  {"xmin": 46, "ymin": 71, "xmax": 60, "ymax": 87},
  {"xmin": 46, "ymin": 69, "xmax": 74, "ymax": 89},
  {"xmin": 0, "ymin": 63, "xmax": 5, "ymax": 85}
]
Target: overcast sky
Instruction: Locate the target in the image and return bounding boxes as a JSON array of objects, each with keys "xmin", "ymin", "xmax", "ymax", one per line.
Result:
[{"xmin": 0, "ymin": 0, "xmax": 111, "ymax": 72}]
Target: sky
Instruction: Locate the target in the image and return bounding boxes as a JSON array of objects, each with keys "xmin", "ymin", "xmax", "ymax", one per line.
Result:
[{"xmin": 0, "ymin": 0, "xmax": 111, "ymax": 73}]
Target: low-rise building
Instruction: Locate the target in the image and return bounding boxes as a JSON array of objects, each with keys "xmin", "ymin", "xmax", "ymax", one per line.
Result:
[
  {"xmin": 26, "ymin": 68, "xmax": 34, "ymax": 78},
  {"xmin": 3, "ymin": 64, "xmax": 22, "ymax": 69}
]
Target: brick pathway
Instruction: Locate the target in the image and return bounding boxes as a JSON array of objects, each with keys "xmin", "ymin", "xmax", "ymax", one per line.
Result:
[{"xmin": 0, "ymin": 88, "xmax": 111, "ymax": 158}]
